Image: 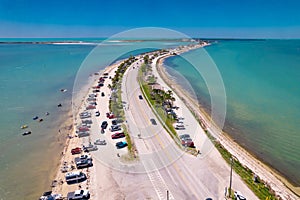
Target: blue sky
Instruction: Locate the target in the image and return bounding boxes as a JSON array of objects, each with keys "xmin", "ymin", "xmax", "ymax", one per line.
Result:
[{"xmin": 0, "ymin": 0, "xmax": 299, "ymax": 38}]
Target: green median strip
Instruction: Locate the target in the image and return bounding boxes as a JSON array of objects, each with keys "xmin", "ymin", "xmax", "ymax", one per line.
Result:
[
  {"xmin": 109, "ymin": 57, "xmax": 137, "ymax": 159},
  {"xmin": 138, "ymin": 62, "xmax": 199, "ymax": 156}
]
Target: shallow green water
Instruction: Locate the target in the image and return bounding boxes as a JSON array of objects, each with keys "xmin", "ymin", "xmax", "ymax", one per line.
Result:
[
  {"xmin": 164, "ymin": 39, "xmax": 300, "ymax": 186},
  {"xmin": 0, "ymin": 40, "xmax": 189, "ymax": 199}
]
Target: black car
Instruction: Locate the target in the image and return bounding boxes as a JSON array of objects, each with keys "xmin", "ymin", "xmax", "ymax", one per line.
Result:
[
  {"xmin": 101, "ymin": 121, "xmax": 108, "ymax": 129},
  {"xmin": 150, "ymin": 118, "xmax": 157, "ymax": 125},
  {"xmin": 101, "ymin": 92, "xmax": 105, "ymax": 97},
  {"xmin": 138, "ymin": 95, "xmax": 143, "ymax": 100},
  {"xmin": 112, "ymin": 119, "xmax": 118, "ymax": 126},
  {"xmin": 76, "ymin": 159, "xmax": 93, "ymax": 169}
]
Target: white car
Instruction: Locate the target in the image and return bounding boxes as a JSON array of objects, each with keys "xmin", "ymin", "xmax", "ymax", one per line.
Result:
[
  {"xmin": 67, "ymin": 189, "xmax": 90, "ymax": 200},
  {"xmin": 234, "ymin": 191, "xmax": 246, "ymax": 200}
]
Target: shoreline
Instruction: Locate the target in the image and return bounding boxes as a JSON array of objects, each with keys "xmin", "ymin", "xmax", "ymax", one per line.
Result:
[
  {"xmin": 50, "ymin": 60, "xmax": 123, "ymax": 198},
  {"xmin": 155, "ymin": 47, "xmax": 300, "ymax": 199}
]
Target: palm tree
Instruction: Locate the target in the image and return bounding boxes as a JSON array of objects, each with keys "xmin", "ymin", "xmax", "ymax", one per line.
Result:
[
  {"xmin": 165, "ymin": 90, "xmax": 175, "ymax": 107},
  {"xmin": 167, "ymin": 90, "xmax": 173, "ymax": 97}
]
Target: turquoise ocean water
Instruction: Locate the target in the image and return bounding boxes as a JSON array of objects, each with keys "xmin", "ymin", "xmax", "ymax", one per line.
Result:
[
  {"xmin": 0, "ymin": 40, "xmax": 188, "ymax": 200},
  {"xmin": 164, "ymin": 39, "xmax": 300, "ymax": 186}
]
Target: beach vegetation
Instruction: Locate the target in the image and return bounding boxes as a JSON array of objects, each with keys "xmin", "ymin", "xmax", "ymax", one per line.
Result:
[
  {"xmin": 109, "ymin": 57, "xmax": 137, "ymax": 159},
  {"xmin": 206, "ymin": 131, "xmax": 278, "ymax": 200}
]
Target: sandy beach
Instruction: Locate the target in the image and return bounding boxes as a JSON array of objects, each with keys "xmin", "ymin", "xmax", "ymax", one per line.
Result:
[{"xmin": 50, "ymin": 62, "xmax": 123, "ymax": 198}]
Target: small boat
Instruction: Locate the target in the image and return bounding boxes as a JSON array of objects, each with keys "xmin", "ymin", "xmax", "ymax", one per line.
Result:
[
  {"xmin": 60, "ymin": 89, "xmax": 67, "ymax": 92},
  {"xmin": 57, "ymin": 103, "xmax": 62, "ymax": 107},
  {"xmin": 22, "ymin": 131, "xmax": 31, "ymax": 136},
  {"xmin": 33, "ymin": 116, "xmax": 39, "ymax": 120},
  {"xmin": 45, "ymin": 112, "xmax": 50, "ymax": 116},
  {"xmin": 21, "ymin": 125, "xmax": 28, "ymax": 129}
]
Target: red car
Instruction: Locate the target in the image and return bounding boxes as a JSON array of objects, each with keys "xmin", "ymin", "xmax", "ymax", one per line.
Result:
[
  {"xmin": 106, "ymin": 113, "xmax": 115, "ymax": 119},
  {"xmin": 71, "ymin": 147, "xmax": 82, "ymax": 155},
  {"xmin": 111, "ymin": 132, "xmax": 125, "ymax": 139},
  {"xmin": 78, "ymin": 127, "xmax": 89, "ymax": 132},
  {"xmin": 108, "ymin": 114, "xmax": 115, "ymax": 119},
  {"xmin": 181, "ymin": 139, "xmax": 195, "ymax": 148},
  {"xmin": 86, "ymin": 105, "xmax": 96, "ymax": 110}
]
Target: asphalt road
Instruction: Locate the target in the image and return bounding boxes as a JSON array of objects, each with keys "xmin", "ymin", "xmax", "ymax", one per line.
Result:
[{"xmin": 120, "ymin": 57, "xmax": 258, "ymax": 200}]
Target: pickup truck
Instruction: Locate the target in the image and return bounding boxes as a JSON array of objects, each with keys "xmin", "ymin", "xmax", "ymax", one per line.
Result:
[
  {"xmin": 82, "ymin": 119, "xmax": 93, "ymax": 124},
  {"xmin": 67, "ymin": 190, "xmax": 90, "ymax": 200},
  {"xmin": 77, "ymin": 132, "xmax": 90, "ymax": 138},
  {"xmin": 83, "ymin": 144, "xmax": 98, "ymax": 152},
  {"xmin": 75, "ymin": 154, "xmax": 92, "ymax": 163},
  {"xmin": 76, "ymin": 159, "xmax": 93, "ymax": 169}
]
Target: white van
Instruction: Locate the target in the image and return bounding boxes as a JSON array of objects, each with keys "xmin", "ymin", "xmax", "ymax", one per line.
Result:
[{"xmin": 65, "ymin": 171, "xmax": 86, "ymax": 184}]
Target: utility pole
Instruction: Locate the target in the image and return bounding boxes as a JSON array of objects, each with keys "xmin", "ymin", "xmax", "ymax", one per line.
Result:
[{"xmin": 229, "ymin": 158, "xmax": 233, "ymax": 198}]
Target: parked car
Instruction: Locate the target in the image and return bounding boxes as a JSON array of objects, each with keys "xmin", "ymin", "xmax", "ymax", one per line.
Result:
[
  {"xmin": 110, "ymin": 125, "xmax": 121, "ymax": 132},
  {"xmin": 179, "ymin": 134, "xmax": 195, "ymax": 148},
  {"xmin": 76, "ymin": 154, "xmax": 92, "ymax": 162},
  {"xmin": 67, "ymin": 189, "xmax": 90, "ymax": 200},
  {"xmin": 181, "ymin": 138, "xmax": 195, "ymax": 148},
  {"xmin": 77, "ymin": 127, "xmax": 89, "ymax": 132},
  {"xmin": 111, "ymin": 119, "xmax": 118, "ymax": 126},
  {"xmin": 76, "ymin": 159, "xmax": 93, "ymax": 169},
  {"xmin": 116, "ymin": 141, "xmax": 128, "ymax": 149},
  {"xmin": 150, "ymin": 118, "xmax": 157, "ymax": 125},
  {"xmin": 77, "ymin": 132, "xmax": 90, "ymax": 138},
  {"xmin": 89, "ymin": 102, "xmax": 97, "ymax": 106},
  {"xmin": 94, "ymin": 139, "xmax": 107, "ymax": 145},
  {"xmin": 79, "ymin": 112, "xmax": 91, "ymax": 119},
  {"xmin": 39, "ymin": 191, "xmax": 62, "ymax": 200},
  {"xmin": 71, "ymin": 147, "xmax": 82, "ymax": 155},
  {"xmin": 81, "ymin": 123, "xmax": 91, "ymax": 128},
  {"xmin": 87, "ymin": 97, "xmax": 96, "ymax": 101},
  {"xmin": 101, "ymin": 121, "xmax": 108, "ymax": 129},
  {"xmin": 86, "ymin": 105, "xmax": 96, "ymax": 110},
  {"xmin": 179, "ymin": 134, "xmax": 191, "ymax": 140},
  {"xmin": 111, "ymin": 132, "xmax": 125, "ymax": 139},
  {"xmin": 101, "ymin": 92, "xmax": 105, "ymax": 97},
  {"xmin": 83, "ymin": 143, "xmax": 98, "ymax": 152},
  {"xmin": 82, "ymin": 119, "xmax": 92, "ymax": 124},
  {"xmin": 108, "ymin": 114, "xmax": 115, "ymax": 119},
  {"xmin": 138, "ymin": 95, "xmax": 143, "ymax": 100},
  {"xmin": 234, "ymin": 191, "xmax": 246, "ymax": 200},
  {"xmin": 95, "ymin": 111, "xmax": 100, "ymax": 117},
  {"xmin": 175, "ymin": 124, "xmax": 185, "ymax": 130},
  {"xmin": 106, "ymin": 112, "xmax": 115, "ymax": 119},
  {"xmin": 65, "ymin": 171, "xmax": 86, "ymax": 184},
  {"xmin": 92, "ymin": 89, "xmax": 100, "ymax": 93}
]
